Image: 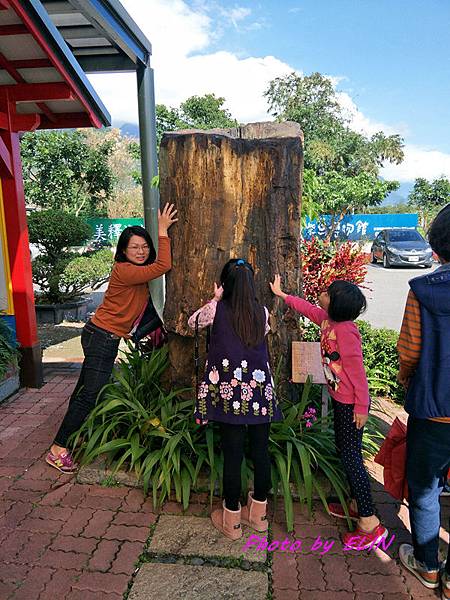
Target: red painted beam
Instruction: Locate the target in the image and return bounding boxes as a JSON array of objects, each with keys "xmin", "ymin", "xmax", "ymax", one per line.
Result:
[
  {"xmin": 0, "ymin": 1, "xmax": 10, "ymax": 10},
  {"xmin": 38, "ymin": 112, "xmax": 93, "ymax": 129},
  {"xmin": 0, "ymin": 51, "xmax": 23, "ymax": 81},
  {"xmin": 2, "ymin": 82, "xmax": 72, "ymax": 102},
  {"xmin": 8, "ymin": 58, "xmax": 53, "ymax": 69},
  {"xmin": 0, "ymin": 135, "xmax": 12, "ymax": 176},
  {"xmin": 9, "ymin": 0, "xmax": 103, "ymax": 128},
  {"xmin": 0, "ymin": 24, "xmax": 27, "ymax": 35},
  {"xmin": 12, "ymin": 113, "xmax": 41, "ymax": 132},
  {"xmin": 0, "ymin": 54, "xmax": 57, "ymax": 123}
]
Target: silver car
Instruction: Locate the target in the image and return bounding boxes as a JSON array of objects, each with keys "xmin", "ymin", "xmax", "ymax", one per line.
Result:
[{"xmin": 371, "ymin": 228, "xmax": 433, "ymax": 269}]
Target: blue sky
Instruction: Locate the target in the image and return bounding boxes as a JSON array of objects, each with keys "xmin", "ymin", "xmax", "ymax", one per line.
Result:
[
  {"xmin": 90, "ymin": 0, "xmax": 450, "ymax": 186},
  {"xmin": 205, "ymin": 0, "xmax": 450, "ymax": 152}
]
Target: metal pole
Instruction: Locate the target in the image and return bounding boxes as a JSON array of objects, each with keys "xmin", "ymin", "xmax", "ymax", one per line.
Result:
[{"xmin": 136, "ymin": 61, "xmax": 164, "ymax": 320}]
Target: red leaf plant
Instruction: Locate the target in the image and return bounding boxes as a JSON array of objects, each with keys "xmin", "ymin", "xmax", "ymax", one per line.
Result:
[{"xmin": 301, "ymin": 237, "xmax": 369, "ymax": 303}]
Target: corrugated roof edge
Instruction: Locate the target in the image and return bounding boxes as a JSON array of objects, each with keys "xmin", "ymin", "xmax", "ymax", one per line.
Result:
[
  {"xmin": 28, "ymin": 0, "xmax": 111, "ymax": 127},
  {"xmin": 83, "ymin": 0, "xmax": 152, "ymax": 57}
]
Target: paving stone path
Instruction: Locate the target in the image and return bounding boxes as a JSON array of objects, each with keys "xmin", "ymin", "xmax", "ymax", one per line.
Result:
[{"xmin": 0, "ymin": 364, "xmax": 448, "ymax": 599}]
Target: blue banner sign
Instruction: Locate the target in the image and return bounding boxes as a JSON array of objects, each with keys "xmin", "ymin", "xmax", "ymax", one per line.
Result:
[{"xmin": 303, "ymin": 213, "xmax": 419, "ymax": 241}]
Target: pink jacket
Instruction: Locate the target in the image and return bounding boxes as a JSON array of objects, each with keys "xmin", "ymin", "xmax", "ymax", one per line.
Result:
[{"xmin": 285, "ymin": 295, "xmax": 370, "ymax": 415}]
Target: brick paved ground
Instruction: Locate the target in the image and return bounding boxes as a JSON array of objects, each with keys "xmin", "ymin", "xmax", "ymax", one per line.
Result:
[{"xmin": 0, "ymin": 365, "xmax": 448, "ymax": 599}]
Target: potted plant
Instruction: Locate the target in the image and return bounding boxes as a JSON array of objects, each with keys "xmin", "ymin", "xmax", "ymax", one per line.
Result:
[
  {"xmin": 0, "ymin": 318, "xmax": 19, "ymax": 402},
  {"xmin": 28, "ymin": 209, "xmax": 114, "ymax": 324}
]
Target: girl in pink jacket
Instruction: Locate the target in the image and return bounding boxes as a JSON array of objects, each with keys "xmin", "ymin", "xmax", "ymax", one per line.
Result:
[{"xmin": 270, "ymin": 276, "xmax": 387, "ymax": 549}]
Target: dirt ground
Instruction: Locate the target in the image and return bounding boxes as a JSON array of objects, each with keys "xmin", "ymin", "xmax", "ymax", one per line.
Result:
[{"xmin": 38, "ymin": 321, "xmax": 84, "ymax": 350}]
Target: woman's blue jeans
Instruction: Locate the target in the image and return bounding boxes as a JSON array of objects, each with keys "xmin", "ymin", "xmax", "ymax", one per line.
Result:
[
  {"xmin": 53, "ymin": 321, "xmax": 120, "ymax": 447},
  {"xmin": 406, "ymin": 416, "xmax": 450, "ymax": 572}
]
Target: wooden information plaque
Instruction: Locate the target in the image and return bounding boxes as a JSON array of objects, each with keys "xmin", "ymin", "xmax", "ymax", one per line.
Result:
[{"xmin": 292, "ymin": 341, "xmax": 327, "ymax": 384}]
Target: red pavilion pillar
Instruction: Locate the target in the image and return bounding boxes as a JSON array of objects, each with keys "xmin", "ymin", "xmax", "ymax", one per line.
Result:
[{"xmin": 0, "ymin": 96, "xmax": 43, "ymax": 387}]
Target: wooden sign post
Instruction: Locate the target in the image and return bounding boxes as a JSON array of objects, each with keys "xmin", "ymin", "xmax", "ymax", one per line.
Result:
[{"xmin": 292, "ymin": 341, "xmax": 329, "ymax": 423}]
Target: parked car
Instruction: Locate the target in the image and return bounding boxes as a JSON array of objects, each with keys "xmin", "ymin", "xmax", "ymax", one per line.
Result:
[{"xmin": 371, "ymin": 228, "xmax": 433, "ymax": 269}]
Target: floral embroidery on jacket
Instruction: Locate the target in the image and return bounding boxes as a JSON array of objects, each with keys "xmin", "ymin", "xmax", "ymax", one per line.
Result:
[{"xmin": 198, "ymin": 356, "xmax": 276, "ymax": 418}]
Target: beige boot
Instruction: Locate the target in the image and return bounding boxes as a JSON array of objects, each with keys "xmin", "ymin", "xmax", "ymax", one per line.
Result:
[
  {"xmin": 211, "ymin": 501, "xmax": 242, "ymax": 540},
  {"xmin": 241, "ymin": 492, "xmax": 268, "ymax": 532}
]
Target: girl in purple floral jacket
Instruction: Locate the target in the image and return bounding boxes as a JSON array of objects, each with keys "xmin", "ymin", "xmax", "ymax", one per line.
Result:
[{"xmin": 188, "ymin": 259, "xmax": 282, "ymax": 540}]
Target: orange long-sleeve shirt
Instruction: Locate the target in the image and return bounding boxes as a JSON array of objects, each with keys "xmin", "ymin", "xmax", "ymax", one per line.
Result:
[
  {"xmin": 397, "ymin": 289, "xmax": 450, "ymax": 423},
  {"xmin": 91, "ymin": 236, "xmax": 171, "ymax": 338}
]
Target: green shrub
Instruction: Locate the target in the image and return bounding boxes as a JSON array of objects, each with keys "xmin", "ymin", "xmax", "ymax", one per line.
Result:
[
  {"xmin": 357, "ymin": 321, "xmax": 404, "ymax": 403},
  {"xmin": 73, "ymin": 346, "xmax": 385, "ymax": 531},
  {"xmin": 28, "ymin": 209, "xmax": 91, "ymax": 260},
  {"xmin": 300, "ymin": 319, "xmax": 404, "ymax": 403},
  {"xmin": 28, "ymin": 209, "xmax": 113, "ymax": 304}
]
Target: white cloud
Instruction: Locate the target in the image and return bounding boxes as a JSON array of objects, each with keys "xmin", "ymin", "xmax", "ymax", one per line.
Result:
[
  {"xmin": 336, "ymin": 90, "xmax": 450, "ymax": 183},
  {"xmin": 336, "ymin": 90, "xmax": 409, "ymax": 138},
  {"xmin": 88, "ymin": 0, "xmax": 291, "ymax": 125},
  {"xmin": 381, "ymin": 145, "xmax": 450, "ymax": 183},
  {"xmin": 86, "ymin": 0, "xmax": 450, "ymax": 183},
  {"xmin": 229, "ymin": 7, "xmax": 251, "ymax": 26}
]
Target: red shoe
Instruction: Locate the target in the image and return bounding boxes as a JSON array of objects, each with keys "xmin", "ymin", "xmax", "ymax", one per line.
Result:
[
  {"xmin": 342, "ymin": 523, "xmax": 388, "ymax": 550},
  {"xmin": 328, "ymin": 501, "xmax": 359, "ymax": 521}
]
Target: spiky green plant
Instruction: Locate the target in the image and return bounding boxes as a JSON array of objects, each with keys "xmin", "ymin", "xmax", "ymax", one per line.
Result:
[{"xmin": 73, "ymin": 346, "xmax": 384, "ymax": 531}]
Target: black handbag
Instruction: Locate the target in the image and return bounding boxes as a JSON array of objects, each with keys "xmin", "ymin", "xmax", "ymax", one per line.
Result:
[{"xmin": 131, "ymin": 297, "xmax": 168, "ymax": 352}]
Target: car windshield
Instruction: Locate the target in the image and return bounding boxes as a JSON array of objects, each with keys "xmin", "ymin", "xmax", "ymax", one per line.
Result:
[{"xmin": 387, "ymin": 230, "xmax": 423, "ymax": 243}]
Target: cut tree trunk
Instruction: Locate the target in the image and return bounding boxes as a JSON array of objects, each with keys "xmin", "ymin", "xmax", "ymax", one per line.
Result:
[{"xmin": 160, "ymin": 121, "xmax": 304, "ymax": 390}]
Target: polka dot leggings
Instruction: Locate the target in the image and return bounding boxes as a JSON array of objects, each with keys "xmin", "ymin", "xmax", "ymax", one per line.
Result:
[{"xmin": 332, "ymin": 399, "xmax": 375, "ymax": 517}]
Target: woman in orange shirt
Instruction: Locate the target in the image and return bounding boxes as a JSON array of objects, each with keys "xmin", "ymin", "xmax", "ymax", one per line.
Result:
[{"xmin": 46, "ymin": 203, "xmax": 177, "ymax": 473}]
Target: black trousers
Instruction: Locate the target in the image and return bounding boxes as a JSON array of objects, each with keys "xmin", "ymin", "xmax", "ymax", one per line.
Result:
[
  {"xmin": 220, "ymin": 422, "xmax": 271, "ymax": 511},
  {"xmin": 333, "ymin": 399, "xmax": 375, "ymax": 517},
  {"xmin": 54, "ymin": 321, "xmax": 120, "ymax": 447}
]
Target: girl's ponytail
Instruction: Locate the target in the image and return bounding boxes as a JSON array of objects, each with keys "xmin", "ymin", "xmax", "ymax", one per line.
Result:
[{"xmin": 221, "ymin": 259, "xmax": 265, "ymax": 347}]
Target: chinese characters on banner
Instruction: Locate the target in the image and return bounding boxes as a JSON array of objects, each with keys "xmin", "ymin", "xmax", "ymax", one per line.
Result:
[
  {"xmin": 86, "ymin": 218, "xmax": 144, "ymax": 246},
  {"xmin": 303, "ymin": 213, "xmax": 418, "ymax": 241}
]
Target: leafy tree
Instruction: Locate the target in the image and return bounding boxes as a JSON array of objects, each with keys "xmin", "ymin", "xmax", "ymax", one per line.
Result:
[
  {"xmin": 155, "ymin": 104, "xmax": 184, "ymax": 147},
  {"xmin": 265, "ymin": 72, "xmax": 404, "ymax": 226},
  {"xmin": 153, "ymin": 93, "xmax": 238, "ymax": 145},
  {"xmin": 130, "ymin": 93, "xmax": 239, "ymax": 183},
  {"xmin": 266, "ymin": 72, "xmax": 344, "ymax": 144},
  {"xmin": 364, "ymin": 203, "xmax": 415, "ymax": 214},
  {"xmin": 265, "ymin": 72, "xmax": 404, "ymax": 177},
  {"xmin": 21, "ymin": 130, "xmax": 116, "ymax": 216},
  {"xmin": 408, "ymin": 177, "xmax": 450, "ymax": 228},
  {"xmin": 301, "ymin": 169, "xmax": 321, "ymax": 227},
  {"xmin": 179, "ymin": 93, "xmax": 238, "ymax": 130},
  {"xmin": 313, "ymin": 170, "xmax": 399, "ymax": 237}
]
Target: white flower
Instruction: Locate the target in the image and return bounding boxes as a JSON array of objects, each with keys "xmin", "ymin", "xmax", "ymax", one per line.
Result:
[
  {"xmin": 232, "ymin": 401, "xmax": 240, "ymax": 411},
  {"xmin": 241, "ymin": 360, "xmax": 248, "ymax": 368},
  {"xmin": 261, "ymin": 407, "xmax": 267, "ymax": 416},
  {"xmin": 222, "ymin": 358, "xmax": 229, "ymax": 367},
  {"xmin": 233, "ymin": 367, "xmax": 242, "ymax": 381},
  {"xmin": 252, "ymin": 369, "xmax": 266, "ymax": 383},
  {"xmin": 252, "ymin": 402, "xmax": 259, "ymax": 411}
]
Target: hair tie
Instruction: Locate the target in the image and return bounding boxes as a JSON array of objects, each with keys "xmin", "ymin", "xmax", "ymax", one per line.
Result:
[{"xmin": 236, "ymin": 259, "xmax": 245, "ymax": 265}]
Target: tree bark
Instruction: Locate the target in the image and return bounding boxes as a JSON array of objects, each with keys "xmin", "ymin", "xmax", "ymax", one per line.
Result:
[{"xmin": 160, "ymin": 122, "xmax": 304, "ymax": 389}]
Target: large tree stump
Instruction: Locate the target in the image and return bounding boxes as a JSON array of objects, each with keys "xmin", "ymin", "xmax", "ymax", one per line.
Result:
[{"xmin": 160, "ymin": 122, "xmax": 303, "ymax": 390}]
